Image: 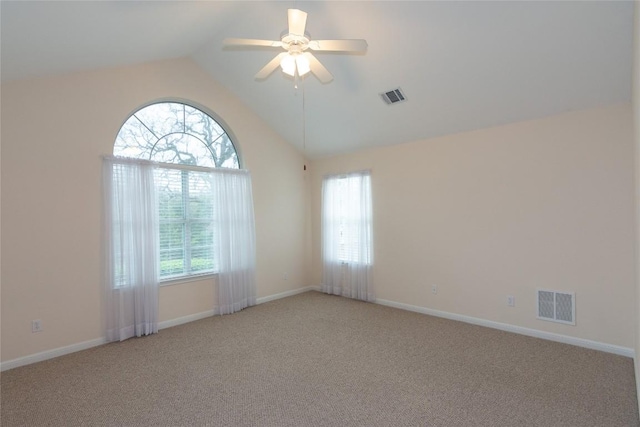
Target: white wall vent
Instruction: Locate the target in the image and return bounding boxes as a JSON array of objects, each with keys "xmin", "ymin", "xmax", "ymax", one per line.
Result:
[
  {"xmin": 536, "ymin": 289, "xmax": 575, "ymax": 325},
  {"xmin": 380, "ymin": 88, "xmax": 406, "ymax": 105}
]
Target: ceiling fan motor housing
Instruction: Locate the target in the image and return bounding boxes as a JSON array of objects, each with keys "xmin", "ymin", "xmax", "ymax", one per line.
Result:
[{"xmin": 280, "ymin": 32, "xmax": 311, "ymax": 53}]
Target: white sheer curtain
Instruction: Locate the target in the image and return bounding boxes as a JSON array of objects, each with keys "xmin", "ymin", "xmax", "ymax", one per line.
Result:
[
  {"xmin": 322, "ymin": 170, "xmax": 374, "ymax": 302},
  {"xmin": 210, "ymin": 169, "xmax": 257, "ymax": 314},
  {"xmin": 103, "ymin": 157, "xmax": 159, "ymax": 342}
]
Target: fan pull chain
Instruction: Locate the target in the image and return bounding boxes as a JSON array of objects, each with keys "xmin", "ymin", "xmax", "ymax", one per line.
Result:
[{"xmin": 302, "ymin": 76, "xmax": 307, "ymax": 171}]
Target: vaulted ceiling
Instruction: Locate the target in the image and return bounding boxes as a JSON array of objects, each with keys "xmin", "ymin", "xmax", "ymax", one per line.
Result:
[{"xmin": 1, "ymin": 1, "xmax": 634, "ymax": 159}]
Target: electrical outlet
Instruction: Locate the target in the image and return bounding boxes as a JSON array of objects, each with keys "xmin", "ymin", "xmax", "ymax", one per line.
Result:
[
  {"xmin": 431, "ymin": 285, "xmax": 437, "ymax": 294},
  {"xmin": 32, "ymin": 319, "xmax": 43, "ymax": 333},
  {"xmin": 283, "ymin": 272, "xmax": 288, "ymax": 281},
  {"xmin": 507, "ymin": 296, "xmax": 515, "ymax": 307}
]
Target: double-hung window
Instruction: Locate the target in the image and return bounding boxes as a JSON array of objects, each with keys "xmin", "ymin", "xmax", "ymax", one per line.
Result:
[
  {"xmin": 113, "ymin": 102, "xmax": 239, "ymax": 281},
  {"xmin": 322, "ymin": 171, "xmax": 373, "ymax": 265},
  {"xmin": 155, "ymin": 168, "xmax": 216, "ymax": 278}
]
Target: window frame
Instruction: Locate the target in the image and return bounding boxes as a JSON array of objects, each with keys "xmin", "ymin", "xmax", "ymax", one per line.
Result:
[{"xmin": 113, "ymin": 101, "xmax": 240, "ymax": 284}]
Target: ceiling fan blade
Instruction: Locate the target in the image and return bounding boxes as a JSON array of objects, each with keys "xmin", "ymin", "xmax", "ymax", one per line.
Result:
[
  {"xmin": 303, "ymin": 52, "xmax": 333, "ymax": 84},
  {"xmin": 224, "ymin": 38, "xmax": 283, "ymax": 48},
  {"xmin": 255, "ymin": 52, "xmax": 288, "ymax": 80},
  {"xmin": 308, "ymin": 39, "xmax": 368, "ymax": 53},
  {"xmin": 288, "ymin": 9, "xmax": 307, "ymax": 36}
]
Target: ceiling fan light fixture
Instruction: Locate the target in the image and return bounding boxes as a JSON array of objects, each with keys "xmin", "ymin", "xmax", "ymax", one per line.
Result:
[
  {"xmin": 280, "ymin": 54, "xmax": 297, "ymax": 76},
  {"xmin": 295, "ymin": 55, "xmax": 311, "ymax": 76},
  {"xmin": 280, "ymin": 53, "xmax": 311, "ymax": 77}
]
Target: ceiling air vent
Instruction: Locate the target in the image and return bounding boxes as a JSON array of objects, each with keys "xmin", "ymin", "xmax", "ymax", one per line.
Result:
[
  {"xmin": 380, "ymin": 88, "xmax": 406, "ymax": 105},
  {"xmin": 537, "ymin": 289, "xmax": 575, "ymax": 325}
]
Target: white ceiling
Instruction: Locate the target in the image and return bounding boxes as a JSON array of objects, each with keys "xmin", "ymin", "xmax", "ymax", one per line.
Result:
[{"xmin": 1, "ymin": 1, "xmax": 634, "ymax": 159}]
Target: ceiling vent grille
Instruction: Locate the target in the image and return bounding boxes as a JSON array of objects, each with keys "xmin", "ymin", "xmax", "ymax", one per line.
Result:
[
  {"xmin": 537, "ymin": 289, "xmax": 575, "ymax": 325},
  {"xmin": 380, "ymin": 88, "xmax": 406, "ymax": 105}
]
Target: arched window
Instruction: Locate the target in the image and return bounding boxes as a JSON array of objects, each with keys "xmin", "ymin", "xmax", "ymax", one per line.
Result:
[
  {"xmin": 114, "ymin": 102, "xmax": 239, "ymax": 169},
  {"xmin": 114, "ymin": 101, "xmax": 240, "ymax": 281}
]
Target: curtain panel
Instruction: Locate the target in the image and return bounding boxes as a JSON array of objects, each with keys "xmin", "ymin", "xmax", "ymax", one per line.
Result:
[
  {"xmin": 103, "ymin": 157, "xmax": 160, "ymax": 342},
  {"xmin": 321, "ymin": 170, "xmax": 374, "ymax": 302},
  {"xmin": 210, "ymin": 169, "xmax": 257, "ymax": 315}
]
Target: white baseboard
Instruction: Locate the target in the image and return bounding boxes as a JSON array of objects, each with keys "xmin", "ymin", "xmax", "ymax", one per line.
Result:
[
  {"xmin": 375, "ymin": 298, "xmax": 635, "ymax": 358},
  {"xmin": 256, "ymin": 286, "xmax": 315, "ymax": 304},
  {"xmin": 0, "ymin": 286, "xmax": 313, "ymax": 372},
  {"xmin": 0, "ymin": 337, "xmax": 107, "ymax": 372},
  {"xmin": 6, "ymin": 288, "xmax": 627, "ymax": 372},
  {"xmin": 158, "ymin": 309, "xmax": 218, "ymax": 330}
]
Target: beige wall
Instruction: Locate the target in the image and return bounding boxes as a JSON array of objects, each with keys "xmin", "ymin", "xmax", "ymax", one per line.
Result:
[
  {"xmin": 1, "ymin": 82, "xmax": 3, "ymax": 366},
  {"xmin": 0, "ymin": 58, "xmax": 309, "ymax": 362},
  {"xmin": 311, "ymin": 104, "xmax": 635, "ymax": 348},
  {"xmin": 633, "ymin": 0, "xmax": 640, "ymax": 414},
  {"xmin": 1, "ymin": 40, "xmax": 635, "ymax": 369}
]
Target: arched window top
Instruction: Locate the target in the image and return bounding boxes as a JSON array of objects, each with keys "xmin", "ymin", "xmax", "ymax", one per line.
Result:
[{"xmin": 114, "ymin": 102, "xmax": 239, "ymax": 169}]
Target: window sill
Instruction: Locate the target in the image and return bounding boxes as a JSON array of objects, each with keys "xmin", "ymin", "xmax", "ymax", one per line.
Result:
[{"xmin": 160, "ymin": 273, "xmax": 217, "ymax": 287}]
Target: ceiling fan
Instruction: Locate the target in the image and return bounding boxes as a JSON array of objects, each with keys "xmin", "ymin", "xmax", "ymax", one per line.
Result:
[{"xmin": 223, "ymin": 9, "xmax": 367, "ymax": 84}]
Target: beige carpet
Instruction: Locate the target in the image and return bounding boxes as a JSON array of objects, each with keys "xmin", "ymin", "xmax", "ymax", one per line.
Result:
[{"xmin": 1, "ymin": 291, "xmax": 638, "ymax": 426}]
